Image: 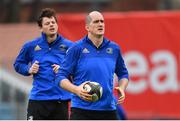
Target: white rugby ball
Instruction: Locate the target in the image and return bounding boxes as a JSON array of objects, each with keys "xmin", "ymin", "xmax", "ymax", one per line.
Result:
[{"xmin": 83, "ymin": 82, "xmax": 103, "ymax": 102}]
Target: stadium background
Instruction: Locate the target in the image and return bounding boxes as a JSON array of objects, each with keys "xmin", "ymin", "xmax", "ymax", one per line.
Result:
[{"xmin": 0, "ymin": 0, "xmax": 179, "ymax": 119}]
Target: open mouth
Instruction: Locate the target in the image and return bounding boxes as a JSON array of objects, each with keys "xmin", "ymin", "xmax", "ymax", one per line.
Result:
[
  {"xmin": 50, "ymin": 28, "xmax": 55, "ymax": 31},
  {"xmin": 98, "ymin": 28, "xmax": 103, "ymax": 31}
]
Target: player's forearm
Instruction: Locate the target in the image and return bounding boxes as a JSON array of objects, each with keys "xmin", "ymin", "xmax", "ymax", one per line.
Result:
[
  {"xmin": 14, "ymin": 63, "xmax": 31, "ymax": 76},
  {"xmin": 60, "ymin": 79, "xmax": 78, "ymax": 95},
  {"xmin": 119, "ymin": 78, "xmax": 129, "ymax": 90}
]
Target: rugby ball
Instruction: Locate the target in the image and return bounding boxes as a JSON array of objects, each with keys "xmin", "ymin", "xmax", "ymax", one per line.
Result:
[{"xmin": 83, "ymin": 82, "xmax": 103, "ymax": 102}]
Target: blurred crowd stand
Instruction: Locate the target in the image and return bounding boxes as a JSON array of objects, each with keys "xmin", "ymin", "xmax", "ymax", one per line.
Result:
[{"xmin": 1, "ymin": 0, "xmax": 180, "ymax": 23}]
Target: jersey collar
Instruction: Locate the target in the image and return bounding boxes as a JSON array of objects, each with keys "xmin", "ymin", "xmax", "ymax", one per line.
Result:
[
  {"xmin": 41, "ymin": 32, "xmax": 61, "ymax": 47},
  {"xmin": 85, "ymin": 35, "xmax": 110, "ymax": 49}
]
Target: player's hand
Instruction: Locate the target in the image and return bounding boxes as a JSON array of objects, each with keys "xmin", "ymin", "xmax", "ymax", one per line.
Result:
[
  {"xmin": 52, "ymin": 64, "xmax": 60, "ymax": 73},
  {"xmin": 29, "ymin": 61, "xmax": 39, "ymax": 74},
  {"xmin": 76, "ymin": 81, "xmax": 93, "ymax": 102},
  {"xmin": 115, "ymin": 86, "xmax": 125, "ymax": 104}
]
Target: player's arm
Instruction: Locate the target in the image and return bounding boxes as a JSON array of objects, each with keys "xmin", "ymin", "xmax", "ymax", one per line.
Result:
[
  {"xmin": 55, "ymin": 45, "xmax": 92, "ymax": 101},
  {"xmin": 115, "ymin": 78, "xmax": 129, "ymax": 104},
  {"xmin": 118, "ymin": 78, "xmax": 128, "ymax": 91},
  {"xmin": 60, "ymin": 79, "xmax": 92, "ymax": 101},
  {"xmin": 14, "ymin": 43, "xmax": 31, "ymax": 76},
  {"xmin": 115, "ymin": 46, "xmax": 129, "ymax": 104}
]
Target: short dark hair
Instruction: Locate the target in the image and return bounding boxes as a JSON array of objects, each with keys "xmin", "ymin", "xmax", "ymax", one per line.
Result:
[{"xmin": 37, "ymin": 8, "xmax": 57, "ymax": 27}]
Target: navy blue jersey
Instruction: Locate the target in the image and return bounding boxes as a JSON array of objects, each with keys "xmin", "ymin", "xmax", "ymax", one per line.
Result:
[
  {"xmin": 56, "ymin": 36, "xmax": 129, "ymax": 110},
  {"xmin": 14, "ymin": 33, "xmax": 74, "ymax": 100}
]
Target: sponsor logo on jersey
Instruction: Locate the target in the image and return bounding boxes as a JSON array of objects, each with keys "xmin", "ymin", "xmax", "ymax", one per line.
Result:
[
  {"xmin": 106, "ymin": 48, "xmax": 113, "ymax": 54},
  {"xmin": 82, "ymin": 48, "xmax": 90, "ymax": 53},
  {"xmin": 59, "ymin": 44, "xmax": 67, "ymax": 51},
  {"xmin": 34, "ymin": 45, "xmax": 41, "ymax": 51}
]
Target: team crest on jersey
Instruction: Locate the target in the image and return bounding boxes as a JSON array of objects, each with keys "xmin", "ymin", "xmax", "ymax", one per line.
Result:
[
  {"xmin": 34, "ymin": 45, "xmax": 41, "ymax": 51},
  {"xmin": 59, "ymin": 44, "xmax": 67, "ymax": 51},
  {"xmin": 106, "ymin": 48, "xmax": 113, "ymax": 54},
  {"xmin": 82, "ymin": 48, "xmax": 90, "ymax": 53}
]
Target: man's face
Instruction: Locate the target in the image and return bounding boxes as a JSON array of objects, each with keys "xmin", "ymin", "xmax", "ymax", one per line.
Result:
[
  {"xmin": 41, "ymin": 16, "xmax": 58, "ymax": 36},
  {"xmin": 87, "ymin": 13, "xmax": 105, "ymax": 36}
]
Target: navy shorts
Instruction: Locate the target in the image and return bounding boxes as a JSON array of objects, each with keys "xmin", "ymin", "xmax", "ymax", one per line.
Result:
[
  {"xmin": 70, "ymin": 107, "xmax": 118, "ymax": 120},
  {"xmin": 27, "ymin": 100, "xmax": 69, "ymax": 120}
]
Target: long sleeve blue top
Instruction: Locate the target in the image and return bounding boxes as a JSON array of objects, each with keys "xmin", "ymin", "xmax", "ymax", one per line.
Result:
[
  {"xmin": 56, "ymin": 36, "xmax": 129, "ymax": 110},
  {"xmin": 14, "ymin": 33, "xmax": 73, "ymax": 100}
]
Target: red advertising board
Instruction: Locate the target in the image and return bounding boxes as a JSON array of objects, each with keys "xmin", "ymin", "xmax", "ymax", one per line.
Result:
[{"xmin": 58, "ymin": 11, "xmax": 180, "ymax": 119}]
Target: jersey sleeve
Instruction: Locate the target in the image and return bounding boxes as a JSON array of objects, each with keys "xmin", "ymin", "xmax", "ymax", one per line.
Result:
[
  {"xmin": 55, "ymin": 45, "xmax": 80, "ymax": 86},
  {"xmin": 115, "ymin": 47, "xmax": 129, "ymax": 81},
  {"xmin": 13, "ymin": 43, "xmax": 31, "ymax": 76}
]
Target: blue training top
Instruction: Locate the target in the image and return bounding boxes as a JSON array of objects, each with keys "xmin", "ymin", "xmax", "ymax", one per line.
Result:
[
  {"xmin": 14, "ymin": 33, "xmax": 73, "ymax": 101},
  {"xmin": 56, "ymin": 36, "xmax": 129, "ymax": 110}
]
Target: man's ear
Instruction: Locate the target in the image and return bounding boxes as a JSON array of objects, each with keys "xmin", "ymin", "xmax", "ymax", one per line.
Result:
[{"xmin": 85, "ymin": 25, "xmax": 89, "ymax": 32}]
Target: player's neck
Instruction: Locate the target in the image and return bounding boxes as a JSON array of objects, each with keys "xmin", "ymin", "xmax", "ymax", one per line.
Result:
[
  {"xmin": 88, "ymin": 34, "xmax": 103, "ymax": 48},
  {"xmin": 47, "ymin": 34, "xmax": 57, "ymax": 43}
]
